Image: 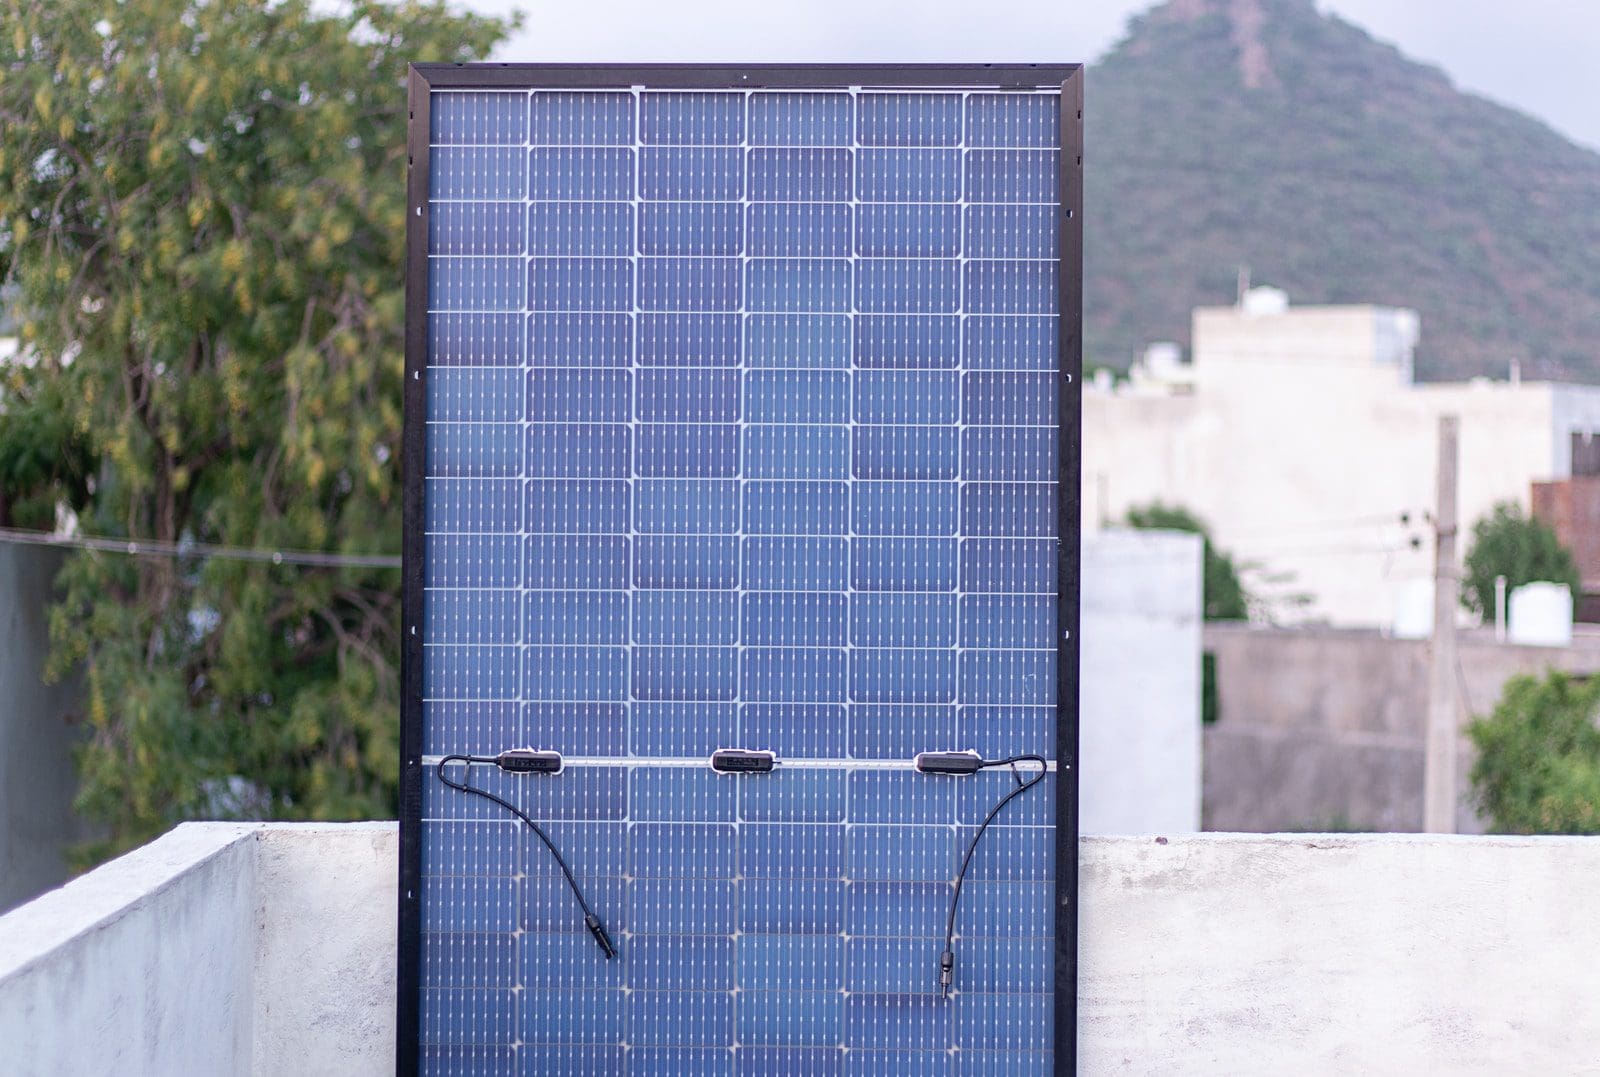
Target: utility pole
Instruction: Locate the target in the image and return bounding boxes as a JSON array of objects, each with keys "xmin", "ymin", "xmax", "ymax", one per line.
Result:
[{"xmin": 1424, "ymin": 415, "xmax": 1460, "ymax": 833}]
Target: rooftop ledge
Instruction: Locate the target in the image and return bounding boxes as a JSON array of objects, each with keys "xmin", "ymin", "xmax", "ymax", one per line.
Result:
[{"xmin": 4, "ymin": 824, "xmax": 1599, "ymax": 1074}]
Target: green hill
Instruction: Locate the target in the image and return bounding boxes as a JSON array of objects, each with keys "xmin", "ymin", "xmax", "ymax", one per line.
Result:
[{"xmin": 1086, "ymin": 0, "xmax": 1600, "ymax": 382}]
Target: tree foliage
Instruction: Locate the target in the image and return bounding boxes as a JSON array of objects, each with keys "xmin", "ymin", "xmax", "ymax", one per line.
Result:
[
  {"xmin": 1124, "ymin": 502, "xmax": 1249, "ymax": 621},
  {"xmin": 0, "ymin": 0, "xmax": 510, "ymax": 863},
  {"xmin": 1468, "ymin": 670, "xmax": 1600, "ymax": 834},
  {"xmin": 1460, "ymin": 501, "xmax": 1580, "ymax": 620}
]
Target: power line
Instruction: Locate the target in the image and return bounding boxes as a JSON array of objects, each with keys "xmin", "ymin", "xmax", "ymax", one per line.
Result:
[
  {"xmin": 1220, "ymin": 510, "xmax": 1425, "ymax": 537},
  {"xmin": 0, "ymin": 525, "xmax": 400, "ymax": 569},
  {"xmin": 1236, "ymin": 533, "xmax": 1425, "ymax": 553}
]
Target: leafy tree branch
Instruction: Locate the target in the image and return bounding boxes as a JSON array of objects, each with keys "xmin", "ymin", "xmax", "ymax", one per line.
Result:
[{"xmin": 0, "ymin": 0, "xmax": 513, "ymax": 863}]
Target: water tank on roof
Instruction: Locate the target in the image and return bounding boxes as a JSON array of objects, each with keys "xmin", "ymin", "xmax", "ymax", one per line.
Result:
[
  {"xmin": 1508, "ymin": 582, "xmax": 1573, "ymax": 647},
  {"xmin": 1392, "ymin": 578, "xmax": 1433, "ymax": 640},
  {"xmin": 1374, "ymin": 308, "xmax": 1421, "ymax": 374},
  {"xmin": 1143, "ymin": 341, "xmax": 1183, "ymax": 373},
  {"xmin": 1241, "ymin": 286, "xmax": 1289, "ymax": 315}
]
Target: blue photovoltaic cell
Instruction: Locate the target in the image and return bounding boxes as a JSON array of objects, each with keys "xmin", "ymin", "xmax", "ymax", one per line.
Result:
[{"xmin": 421, "ymin": 83, "xmax": 1063, "ymax": 1076}]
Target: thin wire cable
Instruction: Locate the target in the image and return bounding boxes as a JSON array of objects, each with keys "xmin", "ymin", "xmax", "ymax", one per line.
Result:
[
  {"xmin": 435, "ymin": 755, "xmax": 615, "ymax": 957},
  {"xmin": 942, "ymin": 753, "xmax": 1048, "ymax": 997},
  {"xmin": 1232, "ymin": 540, "xmax": 1423, "ymax": 559},
  {"xmin": 0, "ymin": 525, "xmax": 400, "ymax": 568},
  {"xmin": 1083, "ymin": 542, "xmax": 1417, "ymax": 565},
  {"xmin": 1220, "ymin": 511, "xmax": 1423, "ymax": 536}
]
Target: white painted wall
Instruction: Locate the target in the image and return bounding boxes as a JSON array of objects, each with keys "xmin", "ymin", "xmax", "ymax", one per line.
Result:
[
  {"xmin": 1080, "ymin": 529, "xmax": 1203, "ymax": 834},
  {"xmin": 6, "ymin": 824, "xmax": 1600, "ymax": 1073},
  {"xmin": 1084, "ymin": 301, "xmax": 1600, "ymax": 626}
]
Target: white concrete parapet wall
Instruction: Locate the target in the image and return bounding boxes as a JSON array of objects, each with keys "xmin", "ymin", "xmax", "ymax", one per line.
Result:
[
  {"xmin": 4, "ymin": 824, "xmax": 1600, "ymax": 1073},
  {"xmin": 0, "ymin": 823, "xmax": 258, "ymax": 1074},
  {"xmin": 0, "ymin": 822, "xmax": 396, "ymax": 1077},
  {"xmin": 253, "ymin": 823, "xmax": 398, "ymax": 1073},
  {"xmin": 1080, "ymin": 833, "xmax": 1600, "ymax": 1072}
]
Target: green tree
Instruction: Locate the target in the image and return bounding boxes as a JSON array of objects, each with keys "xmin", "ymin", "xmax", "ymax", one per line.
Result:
[
  {"xmin": 1468, "ymin": 670, "xmax": 1600, "ymax": 834},
  {"xmin": 1124, "ymin": 502, "xmax": 1249, "ymax": 620},
  {"xmin": 0, "ymin": 0, "xmax": 511, "ymax": 864},
  {"xmin": 1460, "ymin": 501, "xmax": 1580, "ymax": 619},
  {"xmin": 0, "ymin": 374, "xmax": 95, "ymax": 528}
]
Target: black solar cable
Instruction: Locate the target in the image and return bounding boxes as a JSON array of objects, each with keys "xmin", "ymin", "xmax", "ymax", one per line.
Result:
[
  {"xmin": 435, "ymin": 754, "xmax": 616, "ymax": 959},
  {"xmin": 924, "ymin": 753, "xmax": 1049, "ymax": 997}
]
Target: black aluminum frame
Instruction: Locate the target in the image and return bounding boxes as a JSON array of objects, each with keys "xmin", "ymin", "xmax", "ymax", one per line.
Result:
[{"xmin": 399, "ymin": 62, "xmax": 1084, "ymax": 1076}]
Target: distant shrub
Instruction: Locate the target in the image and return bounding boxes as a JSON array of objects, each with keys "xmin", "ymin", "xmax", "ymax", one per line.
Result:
[
  {"xmin": 1468, "ymin": 670, "xmax": 1600, "ymax": 834},
  {"xmin": 1460, "ymin": 502, "xmax": 1580, "ymax": 620},
  {"xmin": 1124, "ymin": 502, "xmax": 1248, "ymax": 621}
]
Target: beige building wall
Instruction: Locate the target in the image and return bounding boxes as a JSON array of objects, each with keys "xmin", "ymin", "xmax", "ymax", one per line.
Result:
[{"xmin": 1084, "ymin": 301, "xmax": 1600, "ymax": 625}]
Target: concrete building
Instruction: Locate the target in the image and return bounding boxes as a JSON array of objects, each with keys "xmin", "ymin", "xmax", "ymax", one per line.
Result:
[
  {"xmin": 7, "ymin": 821, "xmax": 1600, "ymax": 1073},
  {"xmin": 1084, "ymin": 291, "xmax": 1600, "ymax": 625},
  {"xmin": 1532, "ymin": 469, "xmax": 1600, "ymax": 622}
]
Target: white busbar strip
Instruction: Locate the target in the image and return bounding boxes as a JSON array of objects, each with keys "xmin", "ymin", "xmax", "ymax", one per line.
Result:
[{"xmin": 422, "ymin": 754, "xmax": 1060, "ymax": 772}]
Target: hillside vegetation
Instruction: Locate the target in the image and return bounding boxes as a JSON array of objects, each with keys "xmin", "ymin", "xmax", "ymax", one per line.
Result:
[{"xmin": 1087, "ymin": 0, "xmax": 1600, "ymax": 382}]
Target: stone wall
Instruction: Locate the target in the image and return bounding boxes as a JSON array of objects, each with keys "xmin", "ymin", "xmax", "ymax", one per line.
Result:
[{"xmin": 1203, "ymin": 623, "xmax": 1600, "ymax": 832}]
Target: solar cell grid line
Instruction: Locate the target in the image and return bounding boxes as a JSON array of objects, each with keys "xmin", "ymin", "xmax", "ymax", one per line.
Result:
[{"xmin": 401, "ymin": 64, "xmax": 1081, "ymax": 1077}]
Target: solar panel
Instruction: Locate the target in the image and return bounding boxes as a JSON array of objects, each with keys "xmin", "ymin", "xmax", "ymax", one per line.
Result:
[{"xmin": 400, "ymin": 64, "xmax": 1082, "ymax": 1077}]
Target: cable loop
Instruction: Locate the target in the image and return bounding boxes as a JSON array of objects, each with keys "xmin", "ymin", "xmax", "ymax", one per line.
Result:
[{"xmin": 435, "ymin": 755, "xmax": 615, "ymax": 959}]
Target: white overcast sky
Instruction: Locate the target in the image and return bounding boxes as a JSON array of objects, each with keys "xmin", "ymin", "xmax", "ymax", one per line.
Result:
[{"xmin": 456, "ymin": 0, "xmax": 1600, "ymax": 152}]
